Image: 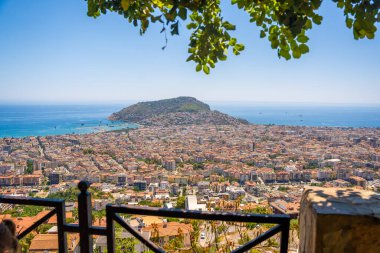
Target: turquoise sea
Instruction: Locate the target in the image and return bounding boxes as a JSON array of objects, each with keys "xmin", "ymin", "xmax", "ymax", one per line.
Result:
[
  {"xmin": 1, "ymin": 104, "xmax": 380, "ymax": 138},
  {"xmin": 0, "ymin": 105, "xmax": 136, "ymax": 138}
]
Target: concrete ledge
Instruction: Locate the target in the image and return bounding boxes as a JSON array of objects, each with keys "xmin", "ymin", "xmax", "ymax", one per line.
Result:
[{"xmin": 299, "ymin": 187, "xmax": 380, "ymax": 253}]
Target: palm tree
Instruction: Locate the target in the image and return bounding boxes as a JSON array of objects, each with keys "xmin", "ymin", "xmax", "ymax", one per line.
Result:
[{"xmin": 151, "ymin": 223, "xmax": 160, "ymax": 246}]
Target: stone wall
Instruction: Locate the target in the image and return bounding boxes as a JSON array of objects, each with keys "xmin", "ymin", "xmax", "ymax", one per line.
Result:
[{"xmin": 299, "ymin": 187, "xmax": 380, "ymax": 253}]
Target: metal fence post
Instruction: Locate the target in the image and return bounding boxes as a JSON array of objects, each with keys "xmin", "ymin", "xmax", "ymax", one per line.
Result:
[
  {"xmin": 56, "ymin": 201, "xmax": 68, "ymax": 253},
  {"xmin": 280, "ymin": 219, "xmax": 290, "ymax": 253},
  {"xmin": 106, "ymin": 205, "xmax": 115, "ymax": 253},
  {"xmin": 78, "ymin": 181, "xmax": 93, "ymax": 253}
]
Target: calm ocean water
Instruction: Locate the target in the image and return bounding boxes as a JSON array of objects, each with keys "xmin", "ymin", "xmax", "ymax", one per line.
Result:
[
  {"xmin": 211, "ymin": 103, "xmax": 380, "ymax": 128},
  {"xmin": 1, "ymin": 104, "xmax": 379, "ymax": 138},
  {"xmin": 0, "ymin": 105, "xmax": 136, "ymax": 138}
]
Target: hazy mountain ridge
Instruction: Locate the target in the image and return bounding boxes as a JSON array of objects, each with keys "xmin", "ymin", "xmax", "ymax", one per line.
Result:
[{"xmin": 109, "ymin": 97, "xmax": 249, "ymax": 126}]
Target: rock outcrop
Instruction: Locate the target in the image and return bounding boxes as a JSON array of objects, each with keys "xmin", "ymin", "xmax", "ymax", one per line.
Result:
[{"xmin": 109, "ymin": 97, "xmax": 249, "ymax": 126}]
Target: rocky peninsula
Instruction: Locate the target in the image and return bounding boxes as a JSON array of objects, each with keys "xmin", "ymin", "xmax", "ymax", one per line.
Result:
[{"xmin": 109, "ymin": 97, "xmax": 249, "ymax": 126}]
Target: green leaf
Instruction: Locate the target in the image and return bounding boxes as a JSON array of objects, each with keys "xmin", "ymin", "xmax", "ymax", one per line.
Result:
[
  {"xmin": 366, "ymin": 32, "xmax": 375, "ymax": 39},
  {"xmin": 312, "ymin": 15, "xmax": 323, "ymax": 25},
  {"xmin": 223, "ymin": 21, "xmax": 236, "ymax": 31},
  {"xmin": 297, "ymin": 35, "xmax": 309, "ymax": 43},
  {"xmin": 218, "ymin": 54, "xmax": 227, "ymax": 61},
  {"xmin": 299, "ymin": 44, "xmax": 310, "ymax": 54},
  {"xmin": 121, "ymin": 0, "xmax": 130, "ymax": 11},
  {"xmin": 84, "ymin": 0, "xmax": 379, "ymax": 72},
  {"xmin": 346, "ymin": 18, "xmax": 353, "ymax": 28},
  {"xmin": 271, "ymin": 39, "xmax": 279, "ymax": 49},
  {"xmin": 229, "ymin": 38, "xmax": 237, "ymax": 46},
  {"xmin": 305, "ymin": 19, "xmax": 313, "ymax": 29},
  {"xmin": 186, "ymin": 23, "xmax": 197, "ymax": 29},
  {"xmin": 186, "ymin": 55, "xmax": 194, "ymax": 62},
  {"xmin": 178, "ymin": 8, "xmax": 187, "ymax": 20},
  {"xmin": 292, "ymin": 47, "xmax": 301, "ymax": 59},
  {"xmin": 87, "ymin": 0, "xmax": 99, "ymax": 17},
  {"xmin": 203, "ymin": 65, "xmax": 210, "ymax": 74},
  {"xmin": 280, "ymin": 49, "xmax": 291, "ymax": 60},
  {"xmin": 235, "ymin": 44, "xmax": 245, "ymax": 51},
  {"xmin": 171, "ymin": 22, "xmax": 179, "ymax": 35}
]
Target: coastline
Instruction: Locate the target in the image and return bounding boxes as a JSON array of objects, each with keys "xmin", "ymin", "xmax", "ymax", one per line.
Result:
[{"xmin": 1, "ymin": 104, "xmax": 380, "ymax": 138}]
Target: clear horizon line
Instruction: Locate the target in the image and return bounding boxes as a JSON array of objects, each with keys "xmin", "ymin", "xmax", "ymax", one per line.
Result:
[{"xmin": 1, "ymin": 99, "xmax": 380, "ymax": 107}]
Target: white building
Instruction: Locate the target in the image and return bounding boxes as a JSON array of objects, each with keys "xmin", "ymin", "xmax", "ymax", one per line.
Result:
[{"xmin": 185, "ymin": 195, "xmax": 207, "ymax": 211}]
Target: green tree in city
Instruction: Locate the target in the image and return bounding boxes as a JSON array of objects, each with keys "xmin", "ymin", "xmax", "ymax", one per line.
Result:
[
  {"xmin": 115, "ymin": 237, "xmax": 138, "ymax": 252},
  {"xmin": 86, "ymin": 0, "xmax": 379, "ymax": 74},
  {"xmin": 267, "ymin": 237, "xmax": 280, "ymax": 247},
  {"xmin": 25, "ymin": 160, "xmax": 34, "ymax": 174},
  {"xmin": 92, "ymin": 209, "xmax": 106, "ymax": 225},
  {"xmin": 243, "ymin": 205, "xmax": 272, "ymax": 215},
  {"xmin": 19, "ymin": 233, "xmax": 34, "ymax": 253},
  {"xmin": 83, "ymin": 148, "xmax": 95, "ymax": 155},
  {"xmin": 72, "ymin": 208, "xmax": 79, "ymax": 221},
  {"xmin": 164, "ymin": 228, "xmax": 185, "ymax": 251},
  {"xmin": 175, "ymin": 196, "xmax": 186, "ymax": 209},
  {"xmin": 113, "ymin": 223, "xmax": 138, "ymax": 253},
  {"xmin": 90, "ymin": 187, "xmax": 114, "ymax": 199},
  {"xmin": 278, "ymin": 186, "xmax": 289, "ymax": 192},
  {"xmin": 189, "ymin": 219, "xmax": 201, "ymax": 249},
  {"xmin": 35, "ymin": 224, "xmax": 53, "ymax": 234},
  {"xmin": 210, "ymin": 221, "xmax": 221, "ymax": 251},
  {"xmin": 138, "ymin": 200, "xmax": 162, "ymax": 207},
  {"xmin": 290, "ymin": 218, "xmax": 299, "ymax": 233},
  {"xmin": 47, "ymin": 187, "xmax": 78, "ymax": 201},
  {"xmin": 3, "ymin": 205, "xmax": 44, "ymax": 217},
  {"xmin": 238, "ymin": 231, "xmax": 251, "ymax": 245}
]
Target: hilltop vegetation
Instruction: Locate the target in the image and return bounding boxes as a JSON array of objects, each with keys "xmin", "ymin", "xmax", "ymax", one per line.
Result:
[
  {"xmin": 110, "ymin": 97, "xmax": 209, "ymax": 121},
  {"xmin": 109, "ymin": 97, "xmax": 248, "ymax": 126}
]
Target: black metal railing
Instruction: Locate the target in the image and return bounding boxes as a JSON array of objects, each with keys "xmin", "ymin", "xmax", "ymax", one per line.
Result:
[
  {"xmin": 0, "ymin": 196, "xmax": 67, "ymax": 251},
  {"xmin": 0, "ymin": 181, "xmax": 290, "ymax": 253}
]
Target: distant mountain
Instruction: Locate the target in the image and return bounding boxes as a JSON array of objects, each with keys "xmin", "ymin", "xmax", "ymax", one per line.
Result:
[{"xmin": 109, "ymin": 97, "xmax": 249, "ymax": 126}]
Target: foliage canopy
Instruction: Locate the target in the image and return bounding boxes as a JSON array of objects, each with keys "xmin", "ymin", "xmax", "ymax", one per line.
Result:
[{"xmin": 86, "ymin": 0, "xmax": 379, "ymax": 73}]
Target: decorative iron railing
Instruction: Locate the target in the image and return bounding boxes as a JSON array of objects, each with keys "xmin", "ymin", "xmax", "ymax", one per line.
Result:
[{"xmin": 0, "ymin": 181, "xmax": 290, "ymax": 253}]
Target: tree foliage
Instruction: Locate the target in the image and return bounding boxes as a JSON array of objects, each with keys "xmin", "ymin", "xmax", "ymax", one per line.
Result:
[
  {"xmin": 86, "ymin": 0, "xmax": 379, "ymax": 73},
  {"xmin": 2, "ymin": 205, "xmax": 44, "ymax": 217},
  {"xmin": 138, "ymin": 199, "xmax": 162, "ymax": 207},
  {"xmin": 114, "ymin": 225, "xmax": 138, "ymax": 253},
  {"xmin": 47, "ymin": 187, "xmax": 78, "ymax": 201},
  {"xmin": 25, "ymin": 160, "xmax": 34, "ymax": 174},
  {"xmin": 19, "ymin": 233, "xmax": 34, "ymax": 253},
  {"xmin": 175, "ymin": 195, "xmax": 186, "ymax": 209}
]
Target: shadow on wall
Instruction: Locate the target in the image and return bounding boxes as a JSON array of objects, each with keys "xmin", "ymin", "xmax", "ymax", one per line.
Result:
[{"xmin": 299, "ymin": 187, "xmax": 380, "ymax": 253}]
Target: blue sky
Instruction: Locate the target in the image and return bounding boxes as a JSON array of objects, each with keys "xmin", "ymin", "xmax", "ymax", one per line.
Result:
[{"xmin": 0, "ymin": 0, "xmax": 379, "ymax": 105}]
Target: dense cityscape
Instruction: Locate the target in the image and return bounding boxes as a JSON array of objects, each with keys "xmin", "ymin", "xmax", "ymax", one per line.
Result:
[
  {"xmin": 1, "ymin": 0, "xmax": 380, "ymax": 251},
  {"xmin": 1, "ymin": 123, "xmax": 379, "ymax": 252}
]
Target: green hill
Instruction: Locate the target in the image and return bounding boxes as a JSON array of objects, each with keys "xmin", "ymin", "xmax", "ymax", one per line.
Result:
[{"xmin": 109, "ymin": 97, "xmax": 248, "ymax": 126}]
